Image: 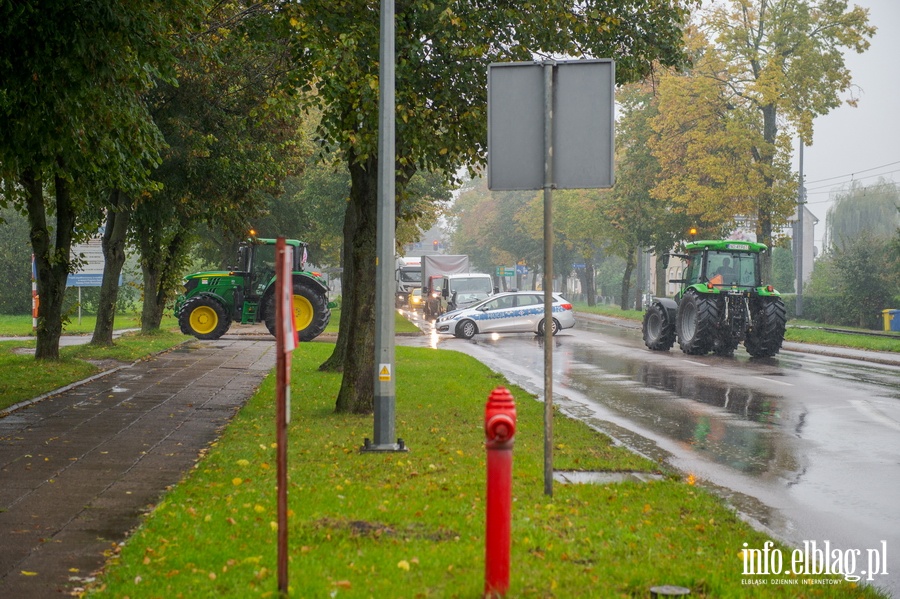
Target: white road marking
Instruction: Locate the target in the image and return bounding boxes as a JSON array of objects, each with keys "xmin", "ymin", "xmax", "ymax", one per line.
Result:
[{"xmin": 753, "ymin": 376, "xmax": 794, "ymax": 387}]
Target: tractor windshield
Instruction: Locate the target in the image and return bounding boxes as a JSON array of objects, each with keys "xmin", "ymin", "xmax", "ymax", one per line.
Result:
[{"xmin": 706, "ymin": 251, "xmax": 758, "ymax": 288}]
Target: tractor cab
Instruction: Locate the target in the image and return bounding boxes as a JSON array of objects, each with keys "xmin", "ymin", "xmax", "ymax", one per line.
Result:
[
  {"xmin": 235, "ymin": 238, "xmax": 308, "ymax": 299},
  {"xmin": 683, "ymin": 245, "xmax": 762, "ymax": 290}
]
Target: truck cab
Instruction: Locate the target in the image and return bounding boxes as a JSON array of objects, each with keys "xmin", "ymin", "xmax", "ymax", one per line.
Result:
[
  {"xmin": 440, "ymin": 273, "xmax": 494, "ymax": 313},
  {"xmin": 395, "ymin": 257, "xmax": 422, "ymax": 307}
]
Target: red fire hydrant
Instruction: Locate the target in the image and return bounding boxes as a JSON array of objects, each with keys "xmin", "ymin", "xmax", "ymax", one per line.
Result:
[{"xmin": 484, "ymin": 386, "xmax": 516, "ymax": 598}]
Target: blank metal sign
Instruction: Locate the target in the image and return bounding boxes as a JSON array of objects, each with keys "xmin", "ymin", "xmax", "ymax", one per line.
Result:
[{"xmin": 487, "ymin": 60, "xmax": 614, "ymax": 191}]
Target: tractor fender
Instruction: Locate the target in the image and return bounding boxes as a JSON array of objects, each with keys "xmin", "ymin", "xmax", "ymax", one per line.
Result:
[
  {"xmin": 176, "ymin": 291, "xmax": 228, "ymax": 315},
  {"xmin": 651, "ymin": 297, "xmax": 678, "ymax": 323},
  {"xmin": 293, "ymin": 271, "xmax": 329, "ymax": 294}
]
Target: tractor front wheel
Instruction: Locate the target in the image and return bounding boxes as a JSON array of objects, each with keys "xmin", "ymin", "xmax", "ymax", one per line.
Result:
[
  {"xmin": 642, "ymin": 302, "xmax": 676, "ymax": 351},
  {"xmin": 264, "ymin": 280, "xmax": 331, "ymax": 342},
  {"xmin": 179, "ymin": 296, "xmax": 231, "ymax": 340},
  {"xmin": 744, "ymin": 297, "xmax": 787, "ymax": 358},
  {"xmin": 676, "ymin": 291, "xmax": 719, "ymax": 355}
]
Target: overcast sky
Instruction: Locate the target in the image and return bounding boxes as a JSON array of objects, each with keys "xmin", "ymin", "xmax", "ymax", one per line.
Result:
[{"xmin": 798, "ymin": 0, "xmax": 900, "ymax": 247}]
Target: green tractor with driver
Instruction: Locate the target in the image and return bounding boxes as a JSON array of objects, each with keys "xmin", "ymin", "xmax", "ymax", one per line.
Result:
[
  {"xmin": 174, "ymin": 236, "xmax": 331, "ymax": 341},
  {"xmin": 642, "ymin": 240, "xmax": 786, "ymax": 358}
]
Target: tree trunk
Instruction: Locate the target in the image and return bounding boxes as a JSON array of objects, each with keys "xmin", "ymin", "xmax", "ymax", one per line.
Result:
[
  {"xmin": 23, "ymin": 168, "xmax": 75, "ymax": 360},
  {"xmin": 619, "ymin": 249, "xmax": 635, "ymax": 311},
  {"xmin": 139, "ymin": 231, "xmax": 185, "ymax": 333},
  {"xmin": 655, "ymin": 255, "xmax": 668, "ymax": 297},
  {"xmin": 319, "ymin": 187, "xmax": 357, "ymax": 373},
  {"xmin": 330, "ymin": 157, "xmax": 378, "ymax": 414},
  {"xmin": 757, "ymin": 103, "xmax": 778, "ymax": 282},
  {"xmin": 633, "ymin": 247, "xmax": 644, "ymax": 311},
  {"xmin": 584, "ymin": 257, "xmax": 597, "ymax": 306},
  {"xmin": 141, "ymin": 261, "xmax": 163, "ymax": 332},
  {"xmin": 91, "ymin": 190, "xmax": 131, "ymax": 345}
]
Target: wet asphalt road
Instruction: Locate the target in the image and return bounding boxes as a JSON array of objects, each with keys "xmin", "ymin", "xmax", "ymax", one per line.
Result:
[{"xmin": 399, "ymin": 308, "xmax": 900, "ymax": 597}]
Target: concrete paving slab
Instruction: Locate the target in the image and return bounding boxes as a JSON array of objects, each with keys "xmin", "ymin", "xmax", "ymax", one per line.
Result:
[{"xmin": 0, "ymin": 337, "xmax": 275, "ymax": 598}]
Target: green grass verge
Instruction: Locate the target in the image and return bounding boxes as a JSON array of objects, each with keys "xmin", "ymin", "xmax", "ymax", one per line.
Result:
[
  {"xmin": 85, "ymin": 342, "xmax": 885, "ymax": 598},
  {"xmin": 573, "ymin": 302, "xmax": 900, "ymax": 353},
  {"xmin": 0, "ymin": 313, "xmax": 178, "ymax": 336},
  {"xmin": 0, "ymin": 330, "xmax": 188, "ymax": 412}
]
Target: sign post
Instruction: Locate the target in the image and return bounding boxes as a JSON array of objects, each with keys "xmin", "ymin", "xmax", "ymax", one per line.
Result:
[
  {"xmin": 488, "ymin": 59, "xmax": 615, "ymax": 497},
  {"xmin": 275, "ymin": 237, "xmax": 297, "ymax": 594}
]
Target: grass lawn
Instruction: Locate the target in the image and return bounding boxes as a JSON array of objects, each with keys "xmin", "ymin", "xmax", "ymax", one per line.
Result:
[
  {"xmin": 83, "ymin": 341, "xmax": 886, "ymax": 598},
  {"xmin": 0, "ymin": 330, "xmax": 189, "ymax": 412}
]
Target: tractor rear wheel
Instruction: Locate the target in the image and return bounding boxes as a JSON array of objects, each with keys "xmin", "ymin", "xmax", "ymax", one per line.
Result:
[
  {"xmin": 642, "ymin": 302, "xmax": 676, "ymax": 351},
  {"xmin": 744, "ymin": 297, "xmax": 786, "ymax": 358},
  {"xmin": 676, "ymin": 291, "xmax": 719, "ymax": 355},
  {"xmin": 264, "ymin": 279, "xmax": 331, "ymax": 342},
  {"xmin": 179, "ymin": 296, "xmax": 231, "ymax": 340}
]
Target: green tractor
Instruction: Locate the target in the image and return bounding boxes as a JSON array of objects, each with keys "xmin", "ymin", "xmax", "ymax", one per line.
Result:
[
  {"xmin": 642, "ymin": 240, "xmax": 786, "ymax": 358},
  {"xmin": 174, "ymin": 236, "xmax": 331, "ymax": 341}
]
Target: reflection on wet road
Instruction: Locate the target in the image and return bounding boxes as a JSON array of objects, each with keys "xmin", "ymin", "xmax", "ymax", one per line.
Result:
[{"xmin": 399, "ymin": 309, "xmax": 900, "ymax": 596}]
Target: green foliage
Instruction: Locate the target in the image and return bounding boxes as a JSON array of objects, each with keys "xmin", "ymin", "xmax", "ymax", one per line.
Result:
[
  {"xmin": 135, "ymin": 1, "xmax": 315, "ymax": 330},
  {"xmin": 0, "ymin": 205, "xmax": 32, "ymax": 314},
  {"xmin": 642, "ymin": 0, "xmax": 874, "ymax": 280},
  {"xmin": 805, "ymin": 233, "xmax": 899, "ymax": 328},
  {"xmin": 772, "ymin": 246, "xmax": 796, "ymax": 293},
  {"xmin": 287, "ymin": 0, "xmax": 691, "ymax": 182},
  {"xmin": 824, "ymin": 179, "xmax": 900, "ymax": 250}
]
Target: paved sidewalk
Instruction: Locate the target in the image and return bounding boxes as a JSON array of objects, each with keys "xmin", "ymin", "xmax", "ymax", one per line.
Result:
[{"xmin": 0, "ymin": 337, "xmax": 275, "ymax": 598}]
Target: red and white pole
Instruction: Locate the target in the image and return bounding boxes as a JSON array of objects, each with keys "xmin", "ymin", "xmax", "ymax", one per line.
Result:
[
  {"xmin": 31, "ymin": 254, "xmax": 38, "ymax": 330},
  {"xmin": 275, "ymin": 237, "xmax": 295, "ymax": 595},
  {"xmin": 484, "ymin": 386, "xmax": 517, "ymax": 598}
]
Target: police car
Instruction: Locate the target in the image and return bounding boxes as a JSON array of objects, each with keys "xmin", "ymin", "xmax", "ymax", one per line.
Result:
[{"xmin": 435, "ymin": 291, "xmax": 575, "ymax": 339}]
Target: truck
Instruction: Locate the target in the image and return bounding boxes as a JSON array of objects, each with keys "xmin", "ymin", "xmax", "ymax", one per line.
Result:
[
  {"xmin": 174, "ymin": 236, "xmax": 331, "ymax": 342},
  {"xmin": 439, "ymin": 272, "xmax": 495, "ymax": 314},
  {"xmin": 641, "ymin": 240, "xmax": 786, "ymax": 358},
  {"xmin": 395, "ymin": 256, "xmax": 422, "ymax": 307},
  {"xmin": 421, "ymin": 254, "xmax": 470, "ymax": 319}
]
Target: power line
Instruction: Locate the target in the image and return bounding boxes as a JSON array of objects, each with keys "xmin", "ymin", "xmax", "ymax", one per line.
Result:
[
  {"xmin": 804, "ymin": 170, "xmax": 899, "ymax": 197},
  {"xmin": 803, "ymin": 159, "xmax": 900, "ymax": 186}
]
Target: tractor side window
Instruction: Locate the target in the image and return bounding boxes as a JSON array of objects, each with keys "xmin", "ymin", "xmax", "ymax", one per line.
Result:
[
  {"xmin": 683, "ymin": 255, "xmax": 701, "ymax": 285},
  {"xmin": 251, "ymin": 244, "xmax": 277, "ymax": 295}
]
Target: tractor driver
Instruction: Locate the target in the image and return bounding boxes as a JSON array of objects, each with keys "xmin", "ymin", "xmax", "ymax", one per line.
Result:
[{"xmin": 714, "ymin": 257, "xmax": 737, "ymax": 282}]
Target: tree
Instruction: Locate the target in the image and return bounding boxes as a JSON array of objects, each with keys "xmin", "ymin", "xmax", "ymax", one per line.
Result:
[
  {"xmin": 553, "ymin": 189, "xmax": 615, "ymax": 305},
  {"xmin": 771, "ymin": 244, "xmax": 796, "ymax": 294},
  {"xmin": 91, "ymin": 190, "xmax": 134, "ymax": 345},
  {"xmin": 806, "ymin": 232, "xmax": 896, "ymax": 328},
  {"xmin": 824, "ymin": 179, "xmax": 899, "ymax": 250},
  {"xmin": 1, "ymin": 1, "xmax": 201, "ymax": 359},
  {"xmin": 0, "ymin": 204, "xmax": 33, "ymax": 314},
  {"xmin": 135, "ymin": 1, "xmax": 312, "ymax": 333},
  {"xmin": 696, "ymin": 0, "xmax": 874, "ymax": 277},
  {"xmin": 649, "ymin": 30, "xmax": 789, "ymax": 251},
  {"xmin": 286, "ymin": 0, "xmax": 691, "ymax": 413}
]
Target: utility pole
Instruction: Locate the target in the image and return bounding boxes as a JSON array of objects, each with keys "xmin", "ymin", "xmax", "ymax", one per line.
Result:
[
  {"xmin": 796, "ymin": 141, "xmax": 805, "ymax": 317},
  {"xmin": 365, "ymin": 0, "xmax": 405, "ymax": 453}
]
